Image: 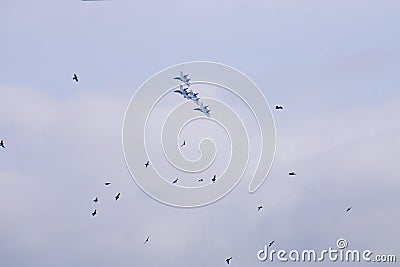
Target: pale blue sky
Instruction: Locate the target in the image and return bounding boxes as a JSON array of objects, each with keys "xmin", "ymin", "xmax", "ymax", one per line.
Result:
[{"xmin": 1, "ymin": 0, "xmax": 399, "ymax": 266}]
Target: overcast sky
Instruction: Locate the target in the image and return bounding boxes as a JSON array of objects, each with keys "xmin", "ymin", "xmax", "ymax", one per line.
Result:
[{"xmin": 1, "ymin": 0, "xmax": 399, "ymax": 266}]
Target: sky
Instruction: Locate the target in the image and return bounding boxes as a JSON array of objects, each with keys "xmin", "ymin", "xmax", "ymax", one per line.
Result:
[{"xmin": 1, "ymin": 0, "xmax": 399, "ymax": 266}]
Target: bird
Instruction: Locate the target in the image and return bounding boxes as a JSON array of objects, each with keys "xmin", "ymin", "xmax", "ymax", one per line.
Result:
[
  {"xmin": 198, "ymin": 179, "xmax": 204, "ymax": 182},
  {"xmin": 174, "ymin": 85, "xmax": 188, "ymax": 95},
  {"xmin": 346, "ymin": 207, "xmax": 352, "ymax": 213},
  {"xmin": 275, "ymin": 105, "xmax": 283, "ymax": 110},
  {"xmin": 72, "ymin": 73, "xmax": 79, "ymax": 82},
  {"xmin": 115, "ymin": 193, "xmax": 120, "ymax": 201},
  {"xmin": 93, "ymin": 197, "xmax": 98, "ymax": 203},
  {"xmin": 288, "ymin": 171, "xmax": 296, "ymax": 176},
  {"xmin": 226, "ymin": 257, "xmax": 232, "ymax": 264},
  {"xmin": 145, "ymin": 161, "xmax": 150, "ymax": 168},
  {"xmin": 211, "ymin": 175, "xmax": 216, "ymax": 183},
  {"xmin": 92, "ymin": 209, "xmax": 97, "ymax": 216},
  {"xmin": 104, "ymin": 182, "xmax": 111, "ymax": 186},
  {"xmin": 258, "ymin": 205, "xmax": 263, "ymax": 211},
  {"xmin": 181, "ymin": 141, "xmax": 186, "ymax": 147},
  {"xmin": 268, "ymin": 240, "xmax": 275, "ymax": 247},
  {"xmin": 0, "ymin": 140, "xmax": 5, "ymax": 148},
  {"xmin": 144, "ymin": 236, "xmax": 150, "ymax": 245},
  {"xmin": 172, "ymin": 178, "xmax": 178, "ymax": 184}
]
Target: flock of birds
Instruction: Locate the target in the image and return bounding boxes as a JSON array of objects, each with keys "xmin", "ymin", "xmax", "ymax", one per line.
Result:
[{"xmin": 70, "ymin": 71, "xmax": 353, "ymax": 265}]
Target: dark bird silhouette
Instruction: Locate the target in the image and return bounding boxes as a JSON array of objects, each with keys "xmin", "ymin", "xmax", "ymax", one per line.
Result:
[
  {"xmin": 198, "ymin": 179, "xmax": 204, "ymax": 182},
  {"xmin": 258, "ymin": 205, "xmax": 263, "ymax": 211},
  {"xmin": 172, "ymin": 178, "xmax": 178, "ymax": 184},
  {"xmin": 145, "ymin": 161, "xmax": 150, "ymax": 168},
  {"xmin": 104, "ymin": 182, "xmax": 111, "ymax": 186},
  {"xmin": 269, "ymin": 240, "xmax": 275, "ymax": 247},
  {"xmin": 181, "ymin": 140, "xmax": 186, "ymax": 147},
  {"xmin": 144, "ymin": 236, "xmax": 150, "ymax": 245},
  {"xmin": 92, "ymin": 209, "xmax": 97, "ymax": 216},
  {"xmin": 288, "ymin": 171, "xmax": 296, "ymax": 176},
  {"xmin": 275, "ymin": 105, "xmax": 283, "ymax": 110},
  {"xmin": 211, "ymin": 175, "xmax": 216, "ymax": 183},
  {"xmin": 346, "ymin": 207, "xmax": 352, "ymax": 213},
  {"xmin": 0, "ymin": 140, "xmax": 5, "ymax": 148},
  {"xmin": 72, "ymin": 73, "xmax": 79, "ymax": 82},
  {"xmin": 226, "ymin": 257, "xmax": 232, "ymax": 264},
  {"xmin": 115, "ymin": 193, "xmax": 120, "ymax": 201},
  {"xmin": 93, "ymin": 197, "xmax": 98, "ymax": 203}
]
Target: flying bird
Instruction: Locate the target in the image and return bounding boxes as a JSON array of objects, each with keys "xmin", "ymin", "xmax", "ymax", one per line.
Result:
[
  {"xmin": 258, "ymin": 205, "xmax": 263, "ymax": 211},
  {"xmin": 275, "ymin": 105, "xmax": 284, "ymax": 110},
  {"xmin": 172, "ymin": 178, "xmax": 179, "ymax": 184},
  {"xmin": 288, "ymin": 171, "xmax": 296, "ymax": 176},
  {"xmin": 144, "ymin": 236, "xmax": 150, "ymax": 245},
  {"xmin": 115, "ymin": 193, "xmax": 120, "ymax": 201},
  {"xmin": 92, "ymin": 209, "xmax": 97, "ymax": 216},
  {"xmin": 226, "ymin": 257, "xmax": 232, "ymax": 264},
  {"xmin": 93, "ymin": 197, "xmax": 98, "ymax": 203},
  {"xmin": 211, "ymin": 175, "xmax": 216, "ymax": 183},
  {"xmin": 268, "ymin": 240, "xmax": 275, "ymax": 247},
  {"xmin": 104, "ymin": 182, "xmax": 111, "ymax": 186},
  {"xmin": 174, "ymin": 85, "xmax": 188, "ymax": 95},
  {"xmin": 72, "ymin": 73, "xmax": 79, "ymax": 82},
  {"xmin": 194, "ymin": 103, "xmax": 211, "ymax": 117},
  {"xmin": 181, "ymin": 141, "xmax": 186, "ymax": 147},
  {"xmin": 145, "ymin": 161, "xmax": 150, "ymax": 168},
  {"xmin": 0, "ymin": 140, "xmax": 5, "ymax": 148},
  {"xmin": 174, "ymin": 71, "xmax": 191, "ymax": 86},
  {"xmin": 346, "ymin": 207, "xmax": 352, "ymax": 213}
]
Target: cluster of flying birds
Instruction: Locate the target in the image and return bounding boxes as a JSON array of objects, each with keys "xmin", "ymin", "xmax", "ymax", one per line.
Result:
[
  {"xmin": 173, "ymin": 71, "xmax": 211, "ymax": 117},
  {"xmin": 71, "ymin": 71, "xmax": 353, "ymax": 265}
]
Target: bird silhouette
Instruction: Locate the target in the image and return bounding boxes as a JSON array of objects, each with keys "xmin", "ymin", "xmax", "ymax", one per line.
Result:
[
  {"xmin": 0, "ymin": 140, "xmax": 5, "ymax": 148},
  {"xmin": 346, "ymin": 207, "xmax": 352, "ymax": 213},
  {"xmin": 115, "ymin": 193, "xmax": 120, "ymax": 201},
  {"xmin": 144, "ymin": 236, "xmax": 150, "ymax": 245},
  {"xmin": 275, "ymin": 105, "xmax": 283, "ymax": 110},
  {"xmin": 104, "ymin": 182, "xmax": 111, "ymax": 186},
  {"xmin": 92, "ymin": 209, "xmax": 97, "ymax": 216},
  {"xmin": 226, "ymin": 257, "xmax": 232, "ymax": 264},
  {"xmin": 288, "ymin": 171, "xmax": 296, "ymax": 176},
  {"xmin": 268, "ymin": 240, "xmax": 275, "ymax": 247},
  {"xmin": 172, "ymin": 178, "xmax": 178, "ymax": 184},
  {"xmin": 211, "ymin": 175, "xmax": 216, "ymax": 183},
  {"xmin": 145, "ymin": 161, "xmax": 150, "ymax": 168},
  {"xmin": 258, "ymin": 205, "xmax": 263, "ymax": 211},
  {"xmin": 181, "ymin": 140, "xmax": 186, "ymax": 147},
  {"xmin": 72, "ymin": 73, "xmax": 79, "ymax": 82},
  {"xmin": 93, "ymin": 197, "xmax": 98, "ymax": 203}
]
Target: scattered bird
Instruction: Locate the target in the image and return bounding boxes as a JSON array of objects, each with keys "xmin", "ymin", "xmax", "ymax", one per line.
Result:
[
  {"xmin": 72, "ymin": 73, "xmax": 79, "ymax": 82},
  {"xmin": 174, "ymin": 71, "xmax": 191, "ymax": 86},
  {"xmin": 288, "ymin": 171, "xmax": 296, "ymax": 176},
  {"xmin": 0, "ymin": 140, "xmax": 5, "ymax": 148},
  {"xmin": 144, "ymin": 236, "xmax": 150, "ymax": 245},
  {"xmin": 346, "ymin": 207, "xmax": 352, "ymax": 213},
  {"xmin": 194, "ymin": 102, "xmax": 211, "ymax": 117},
  {"xmin": 104, "ymin": 182, "xmax": 111, "ymax": 186},
  {"xmin": 268, "ymin": 240, "xmax": 275, "ymax": 247},
  {"xmin": 211, "ymin": 175, "xmax": 216, "ymax": 183},
  {"xmin": 145, "ymin": 161, "xmax": 150, "ymax": 168},
  {"xmin": 275, "ymin": 105, "xmax": 283, "ymax": 110},
  {"xmin": 258, "ymin": 205, "xmax": 263, "ymax": 211},
  {"xmin": 92, "ymin": 209, "xmax": 97, "ymax": 216},
  {"xmin": 226, "ymin": 257, "xmax": 232, "ymax": 264},
  {"xmin": 198, "ymin": 179, "xmax": 204, "ymax": 182},
  {"xmin": 174, "ymin": 85, "xmax": 188, "ymax": 95},
  {"xmin": 93, "ymin": 197, "xmax": 98, "ymax": 203},
  {"xmin": 181, "ymin": 140, "xmax": 186, "ymax": 147},
  {"xmin": 172, "ymin": 178, "xmax": 179, "ymax": 184},
  {"xmin": 115, "ymin": 193, "xmax": 120, "ymax": 201}
]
